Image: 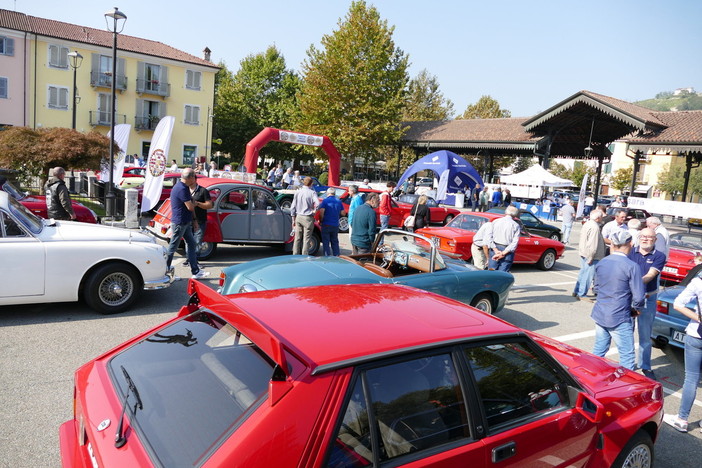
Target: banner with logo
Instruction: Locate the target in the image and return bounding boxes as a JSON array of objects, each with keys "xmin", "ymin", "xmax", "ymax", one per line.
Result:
[
  {"xmin": 141, "ymin": 116, "xmax": 175, "ymax": 212},
  {"xmin": 100, "ymin": 124, "xmax": 131, "ymax": 185},
  {"xmin": 576, "ymin": 174, "xmax": 588, "ymax": 218}
]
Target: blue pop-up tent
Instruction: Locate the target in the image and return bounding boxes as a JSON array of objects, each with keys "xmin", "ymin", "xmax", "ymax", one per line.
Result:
[{"xmin": 397, "ymin": 150, "xmax": 483, "ymax": 204}]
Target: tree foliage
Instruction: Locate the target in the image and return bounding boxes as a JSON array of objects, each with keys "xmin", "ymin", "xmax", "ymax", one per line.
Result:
[
  {"xmin": 656, "ymin": 163, "xmax": 702, "ymax": 201},
  {"xmin": 297, "ymin": 0, "xmax": 409, "ymax": 169},
  {"xmin": 213, "ymin": 47, "xmax": 302, "ymax": 166},
  {"xmin": 610, "ymin": 166, "xmax": 633, "ymax": 192},
  {"xmin": 512, "ymin": 156, "xmax": 535, "ymax": 173},
  {"xmin": 0, "ymin": 127, "xmax": 111, "ymax": 181},
  {"xmin": 457, "ymin": 95, "xmax": 511, "ymax": 119},
  {"xmin": 403, "ymin": 69, "xmax": 454, "ymax": 121}
]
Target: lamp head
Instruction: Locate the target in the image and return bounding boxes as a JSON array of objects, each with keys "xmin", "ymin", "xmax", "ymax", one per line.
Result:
[
  {"xmin": 584, "ymin": 146, "xmax": 594, "ymax": 157},
  {"xmin": 67, "ymin": 51, "xmax": 83, "ymax": 69},
  {"xmin": 104, "ymin": 7, "xmax": 127, "ymax": 32}
]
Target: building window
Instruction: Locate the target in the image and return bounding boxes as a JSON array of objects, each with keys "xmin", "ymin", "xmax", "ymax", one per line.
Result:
[
  {"xmin": 183, "ymin": 145, "xmax": 197, "ymax": 166},
  {"xmin": 0, "ymin": 36, "xmax": 15, "ymax": 56},
  {"xmin": 185, "ymin": 70, "xmax": 201, "ymax": 90},
  {"xmin": 184, "ymin": 105, "xmax": 200, "ymax": 125},
  {"xmin": 48, "ymin": 86, "xmax": 69, "ymax": 109},
  {"xmin": 0, "ymin": 77, "xmax": 7, "ymax": 99},
  {"xmin": 48, "ymin": 44, "xmax": 69, "ymax": 69},
  {"xmin": 97, "ymin": 93, "xmax": 113, "ymax": 124}
]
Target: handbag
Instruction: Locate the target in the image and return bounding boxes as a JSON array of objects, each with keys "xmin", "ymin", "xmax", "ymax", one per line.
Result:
[{"xmin": 404, "ymin": 204, "xmax": 419, "ymax": 229}]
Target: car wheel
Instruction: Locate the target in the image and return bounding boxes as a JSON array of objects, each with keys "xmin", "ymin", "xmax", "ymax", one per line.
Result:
[
  {"xmin": 338, "ymin": 216, "xmax": 349, "ymax": 233},
  {"xmin": 444, "ymin": 214, "xmax": 454, "ymax": 225},
  {"xmin": 197, "ymin": 241, "xmax": 217, "ymax": 260},
  {"xmin": 549, "ymin": 233, "xmax": 561, "ymax": 241},
  {"xmin": 537, "ymin": 249, "xmax": 557, "ymax": 271},
  {"xmin": 612, "ymin": 430, "xmax": 653, "ymax": 468},
  {"xmin": 307, "ymin": 232, "xmax": 321, "ymax": 256},
  {"xmin": 84, "ymin": 263, "xmax": 141, "ymax": 314},
  {"xmin": 470, "ymin": 293, "xmax": 494, "ymax": 314},
  {"xmin": 280, "ymin": 198, "xmax": 292, "ymax": 211}
]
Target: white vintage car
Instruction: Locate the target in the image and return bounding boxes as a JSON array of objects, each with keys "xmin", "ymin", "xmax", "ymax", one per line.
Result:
[{"xmin": 0, "ymin": 192, "xmax": 173, "ymax": 314}]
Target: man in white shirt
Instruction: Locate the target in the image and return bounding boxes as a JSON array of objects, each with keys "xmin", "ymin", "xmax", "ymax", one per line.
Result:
[
  {"xmin": 471, "ymin": 221, "xmax": 493, "ymax": 270},
  {"xmin": 602, "ymin": 209, "xmax": 628, "ymax": 247},
  {"xmin": 646, "ymin": 216, "xmax": 670, "ymax": 259},
  {"xmin": 488, "ymin": 205, "xmax": 520, "ymax": 272},
  {"xmin": 559, "ymin": 200, "xmax": 576, "ymax": 244},
  {"xmin": 584, "ymin": 194, "xmax": 595, "ymax": 216}
]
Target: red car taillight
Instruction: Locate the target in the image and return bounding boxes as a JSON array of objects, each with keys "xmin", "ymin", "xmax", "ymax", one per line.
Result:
[
  {"xmin": 656, "ymin": 300, "xmax": 668, "ymax": 314},
  {"xmin": 219, "ymin": 271, "xmax": 226, "ymax": 288},
  {"xmin": 148, "ymin": 220, "xmax": 155, "ymax": 227},
  {"xmin": 161, "ymin": 226, "xmax": 168, "ymax": 235}
]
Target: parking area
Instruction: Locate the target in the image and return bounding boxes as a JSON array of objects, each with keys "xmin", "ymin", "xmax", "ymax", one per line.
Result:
[{"xmin": 1, "ymin": 221, "xmax": 701, "ymax": 466}]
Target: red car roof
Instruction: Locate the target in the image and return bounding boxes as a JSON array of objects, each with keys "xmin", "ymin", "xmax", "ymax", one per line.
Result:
[{"xmin": 190, "ymin": 281, "xmax": 515, "ymax": 374}]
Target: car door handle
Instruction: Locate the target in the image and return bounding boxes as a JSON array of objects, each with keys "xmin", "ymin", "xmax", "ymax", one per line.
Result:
[{"xmin": 492, "ymin": 441, "xmax": 516, "ymax": 463}]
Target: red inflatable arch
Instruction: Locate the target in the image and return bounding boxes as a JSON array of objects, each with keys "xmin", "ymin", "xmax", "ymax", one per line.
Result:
[{"xmin": 244, "ymin": 127, "xmax": 341, "ymax": 186}]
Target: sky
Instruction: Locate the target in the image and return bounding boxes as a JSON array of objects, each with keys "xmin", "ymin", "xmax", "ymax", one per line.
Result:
[{"xmin": 3, "ymin": 0, "xmax": 701, "ymax": 117}]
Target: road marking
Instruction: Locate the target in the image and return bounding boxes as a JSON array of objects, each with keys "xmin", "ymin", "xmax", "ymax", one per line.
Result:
[
  {"xmin": 555, "ymin": 330, "xmax": 595, "ymax": 341},
  {"xmin": 513, "ymin": 281, "xmax": 576, "ymax": 290}
]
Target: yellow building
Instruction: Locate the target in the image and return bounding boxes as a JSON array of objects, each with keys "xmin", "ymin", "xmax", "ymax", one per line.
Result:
[{"xmin": 0, "ymin": 8, "xmax": 219, "ymax": 165}]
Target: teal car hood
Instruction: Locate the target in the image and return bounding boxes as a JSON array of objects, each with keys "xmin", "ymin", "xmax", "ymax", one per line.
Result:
[{"xmin": 220, "ymin": 256, "xmax": 385, "ymax": 294}]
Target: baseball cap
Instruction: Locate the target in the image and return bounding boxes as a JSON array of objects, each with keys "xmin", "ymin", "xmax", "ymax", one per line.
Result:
[{"xmin": 610, "ymin": 230, "xmax": 632, "ymax": 246}]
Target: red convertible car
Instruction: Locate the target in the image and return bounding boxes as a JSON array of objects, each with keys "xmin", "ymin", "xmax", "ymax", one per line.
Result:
[
  {"xmin": 0, "ymin": 175, "xmax": 98, "ymax": 223},
  {"xmin": 147, "ymin": 178, "xmax": 321, "ymax": 258},
  {"xmin": 418, "ymin": 212, "xmax": 566, "ymax": 270},
  {"xmin": 59, "ymin": 281, "xmax": 663, "ymax": 468},
  {"xmin": 661, "ymin": 231, "xmax": 702, "ymax": 283}
]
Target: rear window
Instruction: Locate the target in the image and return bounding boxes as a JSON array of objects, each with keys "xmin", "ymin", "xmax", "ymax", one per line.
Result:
[{"xmin": 108, "ymin": 311, "xmax": 275, "ymax": 467}]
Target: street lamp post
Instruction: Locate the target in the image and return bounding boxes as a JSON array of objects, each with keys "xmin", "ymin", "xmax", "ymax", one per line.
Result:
[
  {"xmin": 67, "ymin": 51, "xmax": 83, "ymax": 130},
  {"xmin": 104, "ymin": 7, "xmax": 127, "ymax": 220}
]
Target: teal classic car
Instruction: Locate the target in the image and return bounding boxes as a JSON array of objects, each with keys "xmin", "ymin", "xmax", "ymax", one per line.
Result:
[{"xmin": 218, "ymin": 229, "xmax": 514, "ymax": 314}]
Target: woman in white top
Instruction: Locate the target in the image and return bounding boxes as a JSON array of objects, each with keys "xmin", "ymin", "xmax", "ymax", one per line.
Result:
[{"xmin": 664, "ymin": 276, "xmax": 702, "ymax": 432}]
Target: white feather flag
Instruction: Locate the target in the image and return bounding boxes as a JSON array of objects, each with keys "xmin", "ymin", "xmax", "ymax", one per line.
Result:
[{"xmin": 141, "ymin": 116, "xmax": 175, "ymax": 212}]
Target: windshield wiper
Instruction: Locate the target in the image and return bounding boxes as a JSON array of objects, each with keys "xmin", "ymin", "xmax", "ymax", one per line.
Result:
[{"xmin": 115, "ymin": 365, "xmax": 144, "ymax": 448}]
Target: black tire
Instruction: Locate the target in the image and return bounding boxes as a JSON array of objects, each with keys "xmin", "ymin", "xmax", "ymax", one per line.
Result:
[
  {"xmin": 444, "ymin": 214, "xmax": 454, "ymax": 225},
  {"xmin": 197, "ymin": 241, "xmax": 217, "ymax": 260},
  {"xmin": 338, "ymin": 216, "xmax": 349, "ymax": 233},
  {"xmin": 470, "ymin": 293, "xmax": 494, "ymax": 314},
  {"xmin": 549, "ymin": 233, "xmax": 561, "ymax": 241},
  {"xmin": 280, "ymin": 198, "xmax": 292, "ymax": 211},
  {"xmin": 83, "ymin": 263, "xmax": 141, "ymax": 314},
  {"xmin": 537, "ymin": 249, "xmax": 557, "ymax": 271},
  {"xmin": 611, "ymin": 430, "xmax": 653, "ymax": 468},
  {"xmin": 307, "ymin": 232, "xmax": 321, "ymax": 256}
]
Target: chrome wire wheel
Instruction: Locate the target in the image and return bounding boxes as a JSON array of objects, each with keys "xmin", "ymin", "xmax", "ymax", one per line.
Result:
[
  {"xmin": 98, "ymin": 272, "xmax": 134, "ymax": 307},
  {"xmin": 621, "ymin": 443, "xmax": 651, "ymax": 468}
]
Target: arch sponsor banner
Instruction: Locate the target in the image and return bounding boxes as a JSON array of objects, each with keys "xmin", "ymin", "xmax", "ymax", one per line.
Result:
[{"xmin": 278, "ymin": 130, "xmax": 323, "ymax": 146}]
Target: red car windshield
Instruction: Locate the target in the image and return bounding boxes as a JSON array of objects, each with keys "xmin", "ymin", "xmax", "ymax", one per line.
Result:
[{"xmin": 107, "ymin": 311, "xmax": 275, "ymax": 466}]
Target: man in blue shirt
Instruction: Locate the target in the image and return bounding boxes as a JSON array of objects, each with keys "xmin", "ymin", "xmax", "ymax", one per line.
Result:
[
  {"xmin": 318, "ymin": 187, "xmax": 345, "ymax": 256},
  {"xmin": 628, "ymin": 227, "xmax": 667, "ymax": 380},
  {"xmin": 591, "ymin": 230, "xmax": 645, "ymax": 370},
  {"xmin": 347, "ymin": 185, "xmax": 363, "ymax": 235},
  {"xmin": 166, "ymin": 168, "xmax": 209, "ymax": 279},
  {"xmin": 490, "ymin": 187, "xmax": 502, "ymax": 209}
]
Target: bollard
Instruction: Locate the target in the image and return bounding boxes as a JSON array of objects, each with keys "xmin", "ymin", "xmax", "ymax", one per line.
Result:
[{"xmin": 125, "ymin": 188, "xmax": 139, "ymax": 228}]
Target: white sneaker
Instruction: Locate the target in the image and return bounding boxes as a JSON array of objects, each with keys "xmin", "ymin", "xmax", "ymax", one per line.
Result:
[
  {"xmin": 663, "ymin": 413, "xmax": 688, "ymax": 432},
  {"xmin": 192, "ymin": 270, "xmax": 210, "ymax": 279}
]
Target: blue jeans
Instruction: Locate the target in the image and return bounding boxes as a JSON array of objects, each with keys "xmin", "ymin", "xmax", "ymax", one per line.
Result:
[
  {"xmin": 562, "ymin": 222, "xmax": 573, "ymax": 244},
  {"xmin": 679, "ymin": 334, "xmax": 702, "ymax": 420},
  {"xmin": 321, "ymin": 225, "xmax": 340, "ymax": 256},
  {"xmin": 167, "ymin": 221, "xmax": 199, "ymax": 275},
  {"xmin": 574, "ymin": 257, "xmax": 598, "ymax": 297},
  {"xmin": 380, "ymin": 214, "xmax": 390, "ymax": 231},
  {"xmin": 636, "ymin": 294, "xmax": 657, "ymax": 371},
  {"xmin": 593, "ymin": 320, "xmax": 635, "ymax": 370},
  {"xmin": 186, "ymin": 221, "xmax": 207, "ymax": 258},
  {"xmin": 488, "ymin": 250, "xmax": 515, "ymax": 272}
]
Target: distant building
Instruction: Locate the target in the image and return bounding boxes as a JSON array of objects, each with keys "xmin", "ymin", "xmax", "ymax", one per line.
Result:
[
  {"xmin": 0, "ymin": 9, "xmax": 219, "ymax": 165},
  {"xmin": 673, "ymin": 87, "xmax": 696, "ymax": 95}
]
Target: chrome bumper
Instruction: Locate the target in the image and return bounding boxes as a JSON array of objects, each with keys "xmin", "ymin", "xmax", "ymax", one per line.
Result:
[{"xmin": 143, "ymin": 273, "xmax": 175, "ymax": 290}]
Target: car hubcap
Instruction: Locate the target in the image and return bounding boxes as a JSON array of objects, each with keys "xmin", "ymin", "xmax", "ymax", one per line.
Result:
[
  {"xmin": 544, "ymin": 253, "xmax": 555, "ymax": 269},
  {"xmin": 99, "ymin": 273, "xmax": 133, "ymax": 306},
  {"xmin": 475, "ymin": 299, "xmax": 492, "ymax": 314},
  {"xmin": 622, "ymin": 444, "xmax": 651, "ymax": 468},
  {"xmin": 339, "ymin": 217, "xmax": 349, "ymax": 231}
]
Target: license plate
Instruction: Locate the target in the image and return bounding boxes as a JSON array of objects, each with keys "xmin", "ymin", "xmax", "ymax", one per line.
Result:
[
  {"xmin": 663, "ymin": 266, "xmax": 678, "ymax": 274},
  {"xmin": 672, "ymin": 330, "xmax": 686, "ymax": 343}
]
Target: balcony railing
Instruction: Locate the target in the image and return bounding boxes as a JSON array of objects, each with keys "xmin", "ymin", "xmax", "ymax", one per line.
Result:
[
  {"xmin": 89, "ymin": 110, "xmax": 127, "ymax": 127},
  {"xmin": 90, "ymin": 71, "xmax": 127, "ymax": 91},
  {"xmin": 136, "ymin": 78, "xmax": 170, "ymax": 97},
  {"xmin": 135, "ymin": 115, "xmax": 161, "ymax": 131}
]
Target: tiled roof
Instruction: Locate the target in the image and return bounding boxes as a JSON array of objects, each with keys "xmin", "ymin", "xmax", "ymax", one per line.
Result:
[
  {"xmin": 403, "ymin": 118, "xmax": 540, "ymax": 145},
  {"xmin": 626, "ymin": 110, "xmax": 702, "ymax": 152},
  {"xmin": 582, "ymin": 90, "xmax": 666, "ymax": 127},
  {"xmin": 0, "ymin": 9, "xmax": 218, "ymax": 69}
]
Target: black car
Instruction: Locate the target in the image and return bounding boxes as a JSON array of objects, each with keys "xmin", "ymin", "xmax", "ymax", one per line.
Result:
[{"xmin": 487, "ymin": 208, "xmax": 562, "ymax": 240}]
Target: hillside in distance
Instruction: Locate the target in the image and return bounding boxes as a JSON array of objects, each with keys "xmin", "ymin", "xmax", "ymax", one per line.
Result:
[{"xmin": 635, "ymin": 89, "xmax": 702, "ymax": 111}]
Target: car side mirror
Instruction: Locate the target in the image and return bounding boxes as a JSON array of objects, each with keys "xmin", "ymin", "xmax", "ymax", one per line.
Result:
[{"xmin": 571, "ymin": 387, "xmax": 604, "ymax": 423}]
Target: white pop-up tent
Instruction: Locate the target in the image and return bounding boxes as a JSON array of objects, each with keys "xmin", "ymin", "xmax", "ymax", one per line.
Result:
[{"xmin": 500, "ymin": 165, "xmax": 574, "ymax": 187}]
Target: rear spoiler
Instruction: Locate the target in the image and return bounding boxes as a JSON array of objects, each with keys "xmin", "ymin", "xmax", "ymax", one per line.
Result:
[{"xmin": 185, "ymin": 280, "xmax": 293, "ymax": 405}]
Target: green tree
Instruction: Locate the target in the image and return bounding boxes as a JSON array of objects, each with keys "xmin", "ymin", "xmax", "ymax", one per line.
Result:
[
  {"xmin": 610, "ymin": 166, "xmax": 634, "ymax": 192},
  {"xmin": 297, "ymin": 0, "xmax": 409, "ymax": 173},
  {"xmin": 403, "ymin": 69, "xmax": 454, "ymax": 121},
  {"xmin": 213, "ymin": 47, "xmax": 302, "ymax": 167},
  {"xmin": 512, "ymin": 156, "xmax": 534, "ymax": 173},
  {"xmin": 0, "ymin": 127, "xmax": 111, "ymax": 184},
  {"xmin": 657, "ymin": 163, "xmax": 686, "ymax": 200},
  {"xmin": 457, "ymin": 95, "xmax": 511, "ymax": 119}
]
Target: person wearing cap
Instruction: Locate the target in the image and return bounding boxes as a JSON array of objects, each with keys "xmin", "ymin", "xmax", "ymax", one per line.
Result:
[
  {"xmin": 590, "ymin": 230, "xmax": 645, "ymax": 370},
  {"xmin": 628, "ymin": 227, "xmax": 666, "ymax": 380},
  {"xmin": 317, "ymin": 187, "xmax": 345, "ymax": 256},
  {"xmin": 488, "ymin": 205, "xmax": 520, "ymax": 272}
]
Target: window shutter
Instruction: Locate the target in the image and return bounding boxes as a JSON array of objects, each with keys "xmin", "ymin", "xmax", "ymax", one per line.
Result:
[
  {"xmin": 49, "ymin": 86, "xmax": 57, "ymax": 107},
  {"xmin": 137, "ymin": 62, "xmax": 145, "ymax": 92},
  {"xmin": 59, "ymin": 47, "xmax": 68, "ymax": 68},
  {"xmin": 0, "ymin": 77, "xmax": 7, "ymax": 98},
  {"xmin": 136, "ymin": 99, "xmax": 144, "ymax": 117},
  {"xmin": 193, "ymin": 106, "xmax": 200, "ymax": 124},
  {"xmin": 49, "ymin": 45, "xmax": 58, "ymax": 67},
  {"xmin": 117, "ymin": 58, "xmax": 126, "ymax": 88},
  {"xmin": 59, "ymin": 88, "xmax": 68, "ymax": 108},
  {"xmin": 159, "ymin": 102, "xmax": 166, "ymax": 118},
  {"xmin": 194, "ymin": 71, "xmax": 201, "ymax": 90},
  {"xmin": 185, "ymin": 105, "xmax": 191, "ymax": 123},
  {"xmin": 186, "ymin": 70, "xmax": 193, "ymax": 88},
  {"xmin": 91, "ymin": 53, "xmax": 99, "ymax": 84},
  {"xmin": 160, "ymin": 67, "xmax": 168, "ymax": 96},
  {"xmin": 6, "ymin": 38, "xmax": 14, "ymax": 56}
]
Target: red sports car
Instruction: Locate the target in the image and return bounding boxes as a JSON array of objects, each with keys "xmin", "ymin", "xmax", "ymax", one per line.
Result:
[
  {"xmin": 395, "ymin": 193, "xmax": 461, "ymax": 225},
  {"xmin": 0, "ymin": 175, "xmax": 98, "ymax": 223},
  {"xmin": 661, "ymin": 232, "xmax": 702, "ymax": 283},
  {"xmin": 325, "ymin": 185, "xmax": 404, "ymax": 232},
  {"xmin": 418, "ymin": 212, "xmax": 566, "ymax": 270},
  {"xmin": 59, "ymin": 281, "xmax": 663, "ymax": 468}
]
